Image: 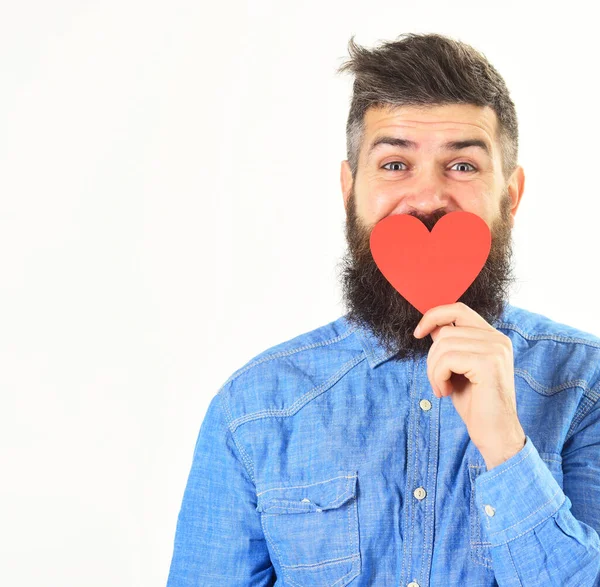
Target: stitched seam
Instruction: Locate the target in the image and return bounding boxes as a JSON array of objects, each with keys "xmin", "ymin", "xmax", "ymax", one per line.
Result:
[
  {"xmin": 285, "ymin": 561, "xmax": 359, "ymax": 587},
  {"xmin": 403, "ymin": 358, "xmax": 419, "ymax": 584},
  {"xmin": 425, "ymin": 388, "xmax": 441, "ymax": 577},
  {"xmin": 487, "ymin": 487, "xmax": 563, "ymax": 537},
  {"xmin": 513, "ymin": 368, "xmax": 593, "ymax": 396},
  {"xmin": 259, "ymin": 481, "xmax": 360, "ymax": 583},
  {"xmin": 470, "ymin": 466, "xmax": 477, "ymax": 552},
  {"xmin": 470, "ymin": 458, "xmax": 562, "ymax": 546},
  {"xmin": 507, "ymin": 543, "xmax": 524, "ymax": 587},
  {"xmin": 421, "ymin": 378, "xmax": 440, "ymax": 584},
  {"xmin": 263, "ymin": 505, "xmax": 312, "ymax": 513},
  {"xmin": 284, "ymin": 554, "xmax": 358, "ymax": 569},
  {"xmin": 286, "ymin": 574, "xmax": 303, "ymax": 587},
  {"xmin": 331, "ymin": 562, "xmax": 359, "ymax": 587},
  {"xmin": 469, "ymin": 457, "xmax": 557, "ymax": 469},
  {"xmin": 477, "ymin": 440, "xmax": 534, "ymax": 484},
  {"xmin": 261, "ymin": 489, "xmax": 352, "ymax": 513},
  {"xmin": 261, "ymin": 507, "xmax": 289, "ymax": 583},
  {"xmin": 257, "ymin": 474, "xmax": 356, "ymax": 496},
  {"xmin": 220, "ymin": 324, "xmax": 359, "ymax": 388},
  {"xmin": 347, "ymin": 494, "xmax": 353, "ymax": 580},
  {"xmin": 217, "ymin": 391, "xmax": 257, "ymax": 485},
  {"xmin": 419, "ymin": 390, "xmax": 431, "ymax": 585},
  {"xmin": 282, "ymin": 553, "xmax": 359, "ymax": 569},
  {"xmin": 407, "ymin": 360, "xmax": 418, "ymax": 584},
  {"xmin": 469, "ymin": 465, "xmax": 494, "ymax": 567},
  {"xmin": 264, "ymin": 504, "xmax": 329, "ymax": 513},
  {"xmin": 491, "ymin": 495, "xmax": 567, "ymax": 546},
  {"xmin": 420, "ymin": 370, "xmax": 435, "ymax": 586},
  {"xmin": 323, "ymin": 498, "xmax": 360, "ymax": 585},
  {"xmin": 228, "ymin": 354, "xmax": 366, "ymax": 432},
  {"xmin": 496, "ymin": 322, "xmax": 600, "ymax": 349},
  {"xmin": 353, "ymin": 494, "xmax": 361, "ymax": 576}
]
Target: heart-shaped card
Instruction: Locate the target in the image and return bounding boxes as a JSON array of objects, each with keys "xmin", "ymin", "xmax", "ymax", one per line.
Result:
[{"xmin": 369, "ymin": 211, "xmax": 491, "ymax": 315}]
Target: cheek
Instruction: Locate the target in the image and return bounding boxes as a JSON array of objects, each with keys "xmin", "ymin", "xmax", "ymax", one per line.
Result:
[
  {"xmin": 364, "ymin": 184, "xmax": 406, "ymax": 218},
  {"xmin": 355, "ymin": 183, "xmax": 403, "ymax": 224},
  {"xmin": 455, "ymin": 184, "xmax": 495, "ymax": 217}
]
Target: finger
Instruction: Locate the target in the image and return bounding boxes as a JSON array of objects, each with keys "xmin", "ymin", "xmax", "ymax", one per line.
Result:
[
  {"xmin": 415, "ymin": 302, "xmax": 492, "ymax": 338},
  {"xmin": 427, "ymin": 335, "xmax": 491, "ymax": 388},
  {"xmin": 431, "ymin": 350, "xmax": 483, "ymax": 396},
  {"xmin": 429, "ymin": 324, "xmax": 489, "ymax": 343}
]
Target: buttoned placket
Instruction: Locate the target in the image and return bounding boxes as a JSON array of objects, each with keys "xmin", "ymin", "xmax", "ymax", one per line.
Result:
[{"xmin": 399, "ymin": 357, "xmax": 439, "ymax": 587}]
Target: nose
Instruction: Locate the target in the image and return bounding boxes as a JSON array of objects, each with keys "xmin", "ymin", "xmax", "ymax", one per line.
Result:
[{"xmin": 391, "ymin": 166, "xmax": 451, "ymax": 217}]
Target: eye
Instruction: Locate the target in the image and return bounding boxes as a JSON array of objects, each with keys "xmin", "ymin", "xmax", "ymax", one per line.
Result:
[
  {"xmin": 381, "ymin": 161, "xmax": 477, "ymax": 172},
  {"xmin": 450, "ymin": 161, "xmax": 477, "ymax": 172},
  {"xmin": 381, "ymin": 161, "xmax": 407, "ymax": 171}
]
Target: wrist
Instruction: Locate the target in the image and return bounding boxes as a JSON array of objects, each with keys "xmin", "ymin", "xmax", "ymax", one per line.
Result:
[{"xmin": 480, "ymin": 435, "xmax": 526, "ymax": 470}]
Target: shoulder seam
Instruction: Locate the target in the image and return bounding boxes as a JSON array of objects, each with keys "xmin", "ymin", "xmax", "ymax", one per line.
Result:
[
  {"xmin": 216, "ymin": 388, "xmax": 259, "ymax": 484},
  {"xmin": 228, "ymin": 353, "xmax": 367, "ymax": 433},
  {"xmin": 220, "ymin": 322, "xmax": 359, "ymax": 389},
  {"xmin": 497, "ymin": 322, "xmax": 600, "ymax": 349},
  {"xmin": 513, "ymin": 368, "xmax": 598, "ymax": 397}
]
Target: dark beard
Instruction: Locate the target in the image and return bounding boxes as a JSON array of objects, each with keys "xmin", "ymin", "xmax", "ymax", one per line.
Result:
[{"xmin": 337, "ymin": 187, "xmax": 517, "ymax": 362}]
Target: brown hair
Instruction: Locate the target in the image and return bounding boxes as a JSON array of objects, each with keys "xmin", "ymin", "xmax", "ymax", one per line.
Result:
[{"xmin": 336, "ymin": 33, "xmax": 519, "ymax": 183}]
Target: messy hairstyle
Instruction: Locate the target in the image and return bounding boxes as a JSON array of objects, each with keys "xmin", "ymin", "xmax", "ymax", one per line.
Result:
[{"xmin": 336, "ymin": 33, "xmax": 519, "ymax": 183}]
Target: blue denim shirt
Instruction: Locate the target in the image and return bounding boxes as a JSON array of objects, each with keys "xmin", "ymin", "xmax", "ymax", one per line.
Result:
[{"xmin": 166, "ymin": 303, "xmax": 600, "ymax": 586}]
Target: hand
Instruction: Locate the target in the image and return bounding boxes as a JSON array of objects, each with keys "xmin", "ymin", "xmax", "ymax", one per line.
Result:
[{"xmin": 414, "ymin": 302, "xmax": 526, "ymax": 469}]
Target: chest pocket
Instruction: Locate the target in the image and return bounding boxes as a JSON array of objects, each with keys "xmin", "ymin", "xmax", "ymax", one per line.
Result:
[
  {"xmin": 468, "ymin": 453, "xmax": 564, "ymax": 569},
  {"xmin": 256, "ymin": 472, "xmax": 361, "ymax": 587}
]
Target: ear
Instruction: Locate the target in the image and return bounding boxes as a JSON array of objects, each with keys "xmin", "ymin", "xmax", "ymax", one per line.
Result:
[
  {"xmin": 507, "ymin": 165, "xmax": 525, "ymax": 227},
  {"xmin": 341, "ymin": 160, "xmax": 353, "ymax": 213}
]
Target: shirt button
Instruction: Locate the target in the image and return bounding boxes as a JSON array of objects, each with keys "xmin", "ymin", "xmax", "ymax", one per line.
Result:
[
  {"xmin": 407, "ymin": 582, "xmax": 420, "ymax": 587},
  {"xmin": 484, "ymin": 504, "xmax": 496, "ymax": 517},
  {"xmin": 419, "ymin": 399, "xmax": 432, "ymax": 411},
  {"xmin": 413, "ymin": 487, "xmax": 427, "ymax": 500}
]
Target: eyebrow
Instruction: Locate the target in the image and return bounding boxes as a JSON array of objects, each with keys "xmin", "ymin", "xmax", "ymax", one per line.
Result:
[{"xmin": 367, "ymin": 136, "xmax": 492, "ymax": 159}]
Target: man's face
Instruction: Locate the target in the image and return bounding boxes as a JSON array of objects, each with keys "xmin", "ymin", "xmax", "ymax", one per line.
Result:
[{"xmin": 338, "ymin": 104, "xmax": 525, "ymax": 361}]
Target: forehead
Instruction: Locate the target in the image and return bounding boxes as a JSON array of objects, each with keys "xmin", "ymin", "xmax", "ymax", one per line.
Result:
[{"xmin": 363, "ymin": 103, "xmax": 499, "ymax": 148}]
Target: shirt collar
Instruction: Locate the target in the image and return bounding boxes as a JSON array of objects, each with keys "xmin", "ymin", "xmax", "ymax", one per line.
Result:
[
  {"xmin": 345, "ymin": 303, "xmax": 514, "ymax": 370},
  {"xmin": 350, "ymin": 319, "xmax": 401, "ymax": 369}
]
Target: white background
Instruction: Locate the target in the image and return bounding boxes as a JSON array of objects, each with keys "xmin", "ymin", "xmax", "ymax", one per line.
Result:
[{"xmin": 1, "ymin": 1, "xmax": 599, "ymax": 585}]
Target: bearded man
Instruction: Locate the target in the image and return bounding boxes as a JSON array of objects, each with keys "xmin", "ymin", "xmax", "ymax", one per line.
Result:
[{"xmin": 167, "ymin": 33, "xmax": 600, "ymax": 587}]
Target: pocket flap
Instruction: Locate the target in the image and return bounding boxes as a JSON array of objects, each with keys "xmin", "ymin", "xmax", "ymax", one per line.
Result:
[{"xmin": 256, "ymin": 472, "xmax": 357, "ymax": 514}]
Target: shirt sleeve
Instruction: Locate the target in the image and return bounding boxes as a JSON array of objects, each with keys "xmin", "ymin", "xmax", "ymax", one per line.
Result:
[
  {"xmin": 166, "ymin": 390, "xmax": 275, "ymax": 586},
  {"xmin": 474, "ymin": 396, "xmax": 600, "ymax": 587}
]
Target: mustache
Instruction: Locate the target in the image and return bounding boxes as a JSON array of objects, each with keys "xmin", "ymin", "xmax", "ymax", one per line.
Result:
[{"xmin": 389, "ymin": 209, "xmax": 454, "ymax": 230}]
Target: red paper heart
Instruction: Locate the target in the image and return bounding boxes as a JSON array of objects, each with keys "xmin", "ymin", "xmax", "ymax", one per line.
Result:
[{"xmin": 369, "ymin": 211, "xmax": 491, "ymax": 315}]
